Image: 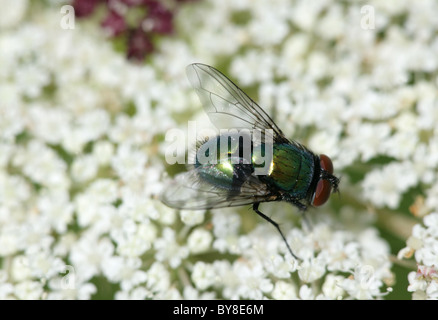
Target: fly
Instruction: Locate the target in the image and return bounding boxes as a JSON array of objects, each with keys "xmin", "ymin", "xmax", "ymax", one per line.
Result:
[{"xmin": 161, "ymin": 63, "xmax": 340, "ymax": 259}]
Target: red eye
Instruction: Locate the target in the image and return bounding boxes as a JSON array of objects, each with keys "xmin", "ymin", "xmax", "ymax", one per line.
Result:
[
  {"xmin": 312, "ymin": 154, "xmax": 334, "ymax": 207},
  {"xmin": 312, "ymin": 179, "xmax": 331, "ymax": 206},
  {"xmin": 320, "ymin": 154, "xmax": 333, "ymax": 174}
]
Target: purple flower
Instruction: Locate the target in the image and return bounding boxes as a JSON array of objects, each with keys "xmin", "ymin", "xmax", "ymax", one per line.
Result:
[
  {"xmin": 74, "ymin": 0, "xmax": 198, "ymax": 61},
  {"xmin": 119, "ymin": 0, "xmax": 149, "ymax": 6},
  {"xmin": 73, "ymin": 0, "xmax": 101, "ymax": 17},
  {"xmin": 101, "ymin": 10, "xmax": 127, "ymax": 37},
  {"xmin": 127, "ymin": 27, "xmax": 154, "ymax": 62},
  {"xmin": 143, "ymin": 0, "xmax": 174, "ymax": 35}
]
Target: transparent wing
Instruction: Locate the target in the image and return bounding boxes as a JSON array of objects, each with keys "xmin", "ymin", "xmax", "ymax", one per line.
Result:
[
  {"xmin": 186, "ymin": 63, "xmax": 289, "ymax": 143},
  {"xmin": 160, "ymin": 168, "xmax": 277, "ymax": 210}
]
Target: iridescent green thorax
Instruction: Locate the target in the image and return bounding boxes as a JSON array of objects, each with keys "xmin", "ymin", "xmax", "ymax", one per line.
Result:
[{"xmin": 263, "ymin": 143, "xmax": 315, "ymax": 198}]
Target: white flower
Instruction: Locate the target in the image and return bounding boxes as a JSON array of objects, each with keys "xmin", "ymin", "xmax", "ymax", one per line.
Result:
[
  {"xmin": 425, "ymin": 185, "xmax": 438, "ymax": 212},
  {"xmin": 84, "ymin": 178, "xmax": 119, "ymax": 205},
  {"xmin": 248, "ymin": 11, "xmax": 288, "ymax": 46},
  {"xmin": 69, "ymin": 234, "xmax": 114, "ymax": 283},
  {"xmin": 212, "ymin": 211, "xmax": 241, "ymax": 238},
  {"xmin": 75, "ymin": 196, "xmax": 114, "ymax": 231},
  {"xmin": 0, "ymin": 275, "xmax": 14, "ymax": 299},
  {"xmin": 325, "ymin": 240, "xmax": 361, "ymax": 273},
  {"xmin": 424, "ymin": 214, "xmax": 438, "ymax": 235},
  {"xmin": 232, "ymin": 260, "xmax": 273, "ymax": 299},
  {"xmin": 13, "ymin": 280, "xmax": 44, "ymax": 300},
  {"xmin": 27, "ymin": 105, "xmax": 71, "ymax": 145},
  {"xmin": 340, "ymin": 266, "xmax": 384, "ymax": 300},
  {"xmin": 212, "ymin": 211, "xmax": 242, "ymax": 254},
  {"xmin": 17, "ymin": 140, "xmax": 70, "ymax": 190},
  {"xmin": 230, "ymin": 50, "xmax": 275, "ymax": 86},
  {"xmin": 75, "ymin": 109, "xmax": 111, "ymax": 142},
  {"xmin": 111, "ymin": 143, "xmax": 147, "ymax": 182},
  {"xmin": 407, "ymin": 264, "xmax": 438, "ymax": 300},
  {"xmin": 426, "ymin": 280, "xmax": 438, "ymax": 300},
  {"xmin": 154, "ymin": 228, "xmax": 189, "ymax": 268},
  {"xmin": 92, "ymin": 141, "xmax": 115, "ymax": 165},
  {"xmin": 278, "ymin": 34, "xmax": 309, "ymax": 76},
  {"xmin": 308, "ymin": 131, "xmax": 340, "ymax": 161},
  {"xmin": 183, "ymin": 285, "xmax": 216, "ymax": 300},
  {"xmin": 155, "ymin": 201, "xmax": 177, "ymax": 225},
  {"xmin": 113, "ymin": 219, "xmax": 156, "ymax": 258},
  {"xmin": 10, "ymin": 256, "xmax": 32, "ymax": 282},
  {"xmin": 187, "ymin": 228, "xmax": 212, "ymax": 254},
  {"xmin": 180, "ymin": 209, "xmax": 205, "ymax": 226},
  {"xmin": 118, "ymin": 193, "xmax": 159, "ymax": 222},
  {"xmin": 0, "ymin": 224, "xmax": 22, "ymax": 256},
  {"xmin": 101, "ymin": 256, "xmax": 146, "ymax": 291},
  {"xmin": 399, "ymin": 212, "xmax": 438, "ymax": 299},
  {"xmin": 14, "ymin": 63, "xmax": 50, "ymax": 99},
  {"xmin": 271, "ymin": 280, "xmax": 297, "ymax": 300},
  {"xmin": 108, "ymin": 115, "xmax": 136, "ymax": 145},
  {"xmin": 0, "ymin": 142, "xmax": 14, "ymax": 170},
  {"xmin": 0, "ymin": 0, "xmax": 28, "ymax": 28},
  {"xmin": 322, "ymin": 275, "xmax": 345, "ymax": 300},
  {"xmin": 0, "ymin": 172, "xmax": 31, "ymax": 210},
  {"xmin": 316, "ymin": 4, "xmax": 344, "ymax": 40},
  {"xmin": 362, "ymin": 162, "xmax": 416, "ymax": 209},
  {"xmin": 355, "ymin": 91, "xmax": 400, "ymax": 121},
  {"xmin": 298, "ymin": 284, "xmax": 315, "ymax": 300},
  {"xmin": 346, "ymin": 122, "xmax": 391, "ymax": 162},
  {"xmin": 298, "ymin": 257, "xmax": 326, "ymax": 283},
  {"xmin": 410, "ymin": 144, "xmax": 436, "ymax": 184},
  {"xmin": 145, "ymin": 262, "xmax": 170, "ymax": 294},
  {"xmin": 74, "ymin": 180, "xmax": 118, "ymax": 233},
  {"xmin": 191, "ymin": 261, "xmax": 216, "ymax": 291},
  {"xmin": 61, "ymin": 128, "xmax": 93, "ymax": 154},
  {"xmin": 289, "ymin": 0, "xmax": 325, "ymax": 31},
  {"xmin": 71, "ymin": 155, "xmax": 99, "ymax": 182},
  {"xmin": 213, "ymin": 260, "xmax": 240, "ymax": 299},
  {"xmin": 407, "ymin": 270, "xmax": 427, "ymax": 293},
  {"xmin": 417, "ymin": 86, "xmax": 438, "ymax": 130},
  {"xmin": 264, "ymin": 254, "xmax": 296, "ymax": 279},
  {"xmin": 382, "ymin": 132, "xmax": 419, "ymax": 160},
  {"xmin": 125, "ymin": 286, "xmax": 151, "ymax": 300},
  {"xmin": 18, "ymin": 234, "xmax": 66, "ymax": 280}
]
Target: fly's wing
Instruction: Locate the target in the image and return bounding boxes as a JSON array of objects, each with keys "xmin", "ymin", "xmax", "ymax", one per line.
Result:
[
  {"xmin": 186, "ymin": 63, "xmax": 290, "ymax": 144},
  {"xmin": 160, "ymin": 168, "xmax": 276, "ymax": 210}
]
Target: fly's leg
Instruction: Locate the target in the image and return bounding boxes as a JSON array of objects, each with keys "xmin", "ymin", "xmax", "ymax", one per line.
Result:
[
  {"xmin": 252, "ymin": 202, "xmax": 300, "ymax": 260},
  {"xmin": 288, "ymin": 198, "xmax": 312, "ymax": 232}
]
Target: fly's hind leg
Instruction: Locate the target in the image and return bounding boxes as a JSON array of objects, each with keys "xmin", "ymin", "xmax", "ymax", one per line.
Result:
[{"xmin": 252, "ymin": 202, "xmax": 300, "ymax": 260}]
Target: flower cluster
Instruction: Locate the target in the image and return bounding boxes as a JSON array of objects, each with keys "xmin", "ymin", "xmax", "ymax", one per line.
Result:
[
  {"xmin": 0, "ymin": 0, "xmax": 437, "ymax": 300},
  {"xmin": 73, "ymin": 0, "xmax": 199, "ymax": 61},
  {"xmin": 399, "ymin": 213, "xmax": 438, "ymax": 299},
  {"xmin": 188, "ymin": 219, "xmax": 393, "ymax": 300}
]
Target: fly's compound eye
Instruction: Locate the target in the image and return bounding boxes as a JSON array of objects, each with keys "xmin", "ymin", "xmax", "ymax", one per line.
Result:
[
  {"xmin": 319, "ymin": 154, "xmax": 333, "ymax": 174},
  {"xmin": 312, "ymin": 154, "xmax": 334, "ymax": 207}
]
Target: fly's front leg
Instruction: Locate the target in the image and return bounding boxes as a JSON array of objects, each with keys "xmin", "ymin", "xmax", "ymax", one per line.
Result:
[
  {"xmin": 252, "ymin": 202, "xmax": 300, "ymax": 260},
  {"xmin": 287, "ymin": 198, "xmax": 312, "ymax": 232}
]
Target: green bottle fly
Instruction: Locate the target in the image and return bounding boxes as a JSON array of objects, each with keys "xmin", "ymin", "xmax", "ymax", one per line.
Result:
[{"xmin": 161, "ymin": 64, "xmax": 340, "ymax": 259}]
